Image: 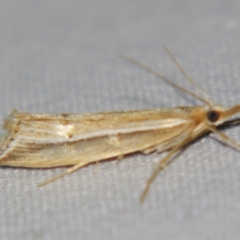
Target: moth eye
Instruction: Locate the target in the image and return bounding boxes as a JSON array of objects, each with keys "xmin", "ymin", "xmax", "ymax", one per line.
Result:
[{"xmin": 207, "ymin": 110, "xmax": 219, "ymax": 122}]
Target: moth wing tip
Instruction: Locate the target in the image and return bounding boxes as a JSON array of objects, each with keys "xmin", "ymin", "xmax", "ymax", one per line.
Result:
[{"xmin": 10, "ymin": 109, "xmax": 21, "ymax": 117}]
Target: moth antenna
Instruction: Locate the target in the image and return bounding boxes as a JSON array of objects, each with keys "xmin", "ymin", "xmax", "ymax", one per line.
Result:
[
  {"xmin": 119, "ymin": 54, "xmax": 212, "ymax": 107},
  {"xmin": 164, "ymin": 46, "xmax": 215, "ymax": 107}
]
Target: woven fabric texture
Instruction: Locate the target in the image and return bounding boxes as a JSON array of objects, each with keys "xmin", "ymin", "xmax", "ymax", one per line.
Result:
[{"xmin": 0, "ymin": 1, "xmax": 240, "ymax": 239}]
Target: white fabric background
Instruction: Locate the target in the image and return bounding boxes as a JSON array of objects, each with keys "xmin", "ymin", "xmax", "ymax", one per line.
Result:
[{"xmin": 1, "ymin": 0, "xmax": 240, "ymax": 239}]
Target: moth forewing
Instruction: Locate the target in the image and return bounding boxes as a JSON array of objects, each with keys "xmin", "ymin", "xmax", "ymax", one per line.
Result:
[{"xmin": 0, "ymin": 107, "xmax": 199, "ymax": 168}]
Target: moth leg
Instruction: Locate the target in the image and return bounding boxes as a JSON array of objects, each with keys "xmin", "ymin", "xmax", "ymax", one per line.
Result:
[
  {"xmin": 140, "ymin": 135, "xmax": 191, "ymax": 203},
  {"xmin": 39, "ymin": 161, "xmax": 89, "ymax": 187},
  {"xmin": 94, "ymin": 161, "xmax": 100, "ymax": 172},
  {"xmin": 209, "ymin": 126, "xmax": 240, "ymax": 150},
  {"xmin": 142, "ymin": 146, "xmax": 157, "ymax": 154},
  {"xmin": 116, "ymin": 154, "xmax": 124, "ymax": 163}
]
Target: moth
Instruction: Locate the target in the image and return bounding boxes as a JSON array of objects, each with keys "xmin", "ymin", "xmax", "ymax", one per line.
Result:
[{"xmin": 0, "ymin": 47, "xmax": 240, "ymax": 202}]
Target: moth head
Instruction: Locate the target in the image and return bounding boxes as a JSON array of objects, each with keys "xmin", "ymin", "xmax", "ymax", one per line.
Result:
[{"xmin": 206, "ymin": 104, "xmax": 240, "ymax": 126}]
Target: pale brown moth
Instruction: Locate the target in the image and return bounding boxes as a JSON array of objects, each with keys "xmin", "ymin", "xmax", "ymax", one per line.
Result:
[{"xmin": 1, "ymin": 47, "xmax": 240, "ymax": 202}]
